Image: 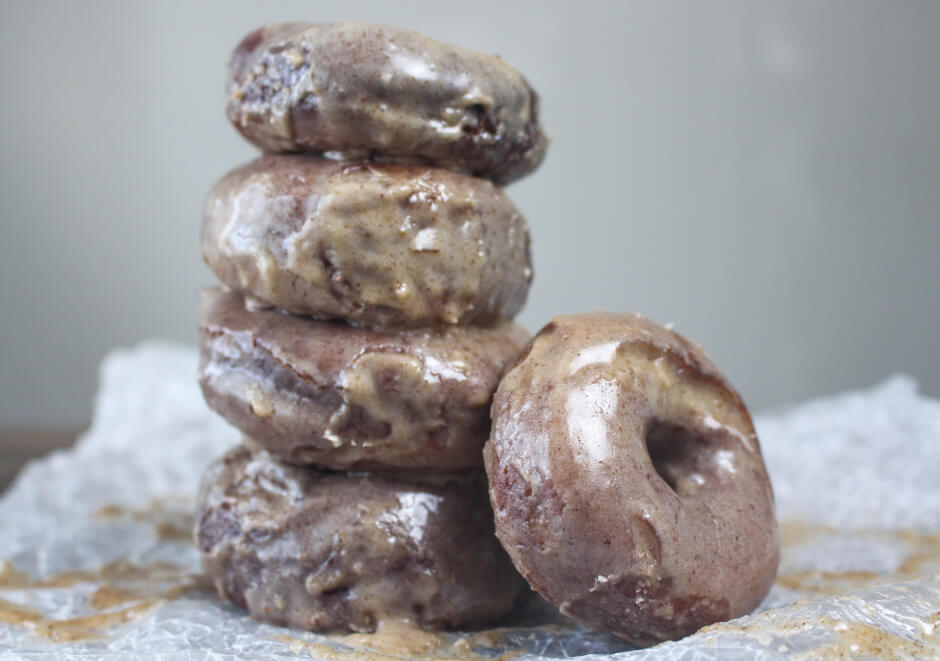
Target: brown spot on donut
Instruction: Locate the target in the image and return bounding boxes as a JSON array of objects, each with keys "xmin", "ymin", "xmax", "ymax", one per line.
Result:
[
  {"xmin": 196, "ymin": 504, "xmax": 240, "ymax": 553},
  {"xmin": 630, "ymin": 516, "xmax": 663, "ymax": 569},
  {"xmin": 536, "ymin": 320, "xmax": 558, "ymax": 337},
  {"xmin": 330, "ymin": 404, "xmax": 393, "ymax": 443},
  {"xmin": 489, "ymin": 462, "xmax": 529, "ymax": 519},
  {"xmin": 223, "ymin": 554, "xmax": 263, "ymax": 611},
  {"xmin": 462, "ymin": 103, "xmax": 497, "ymax": 138},
  {"xmin": 235, "ymin": 28, "xmax": 264, "ymax": 56}
]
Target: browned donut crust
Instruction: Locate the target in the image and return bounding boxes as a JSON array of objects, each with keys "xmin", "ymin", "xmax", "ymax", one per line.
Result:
[
  {"xmin": 196, "ymin": 446, "xmax": 525, "ymax": 632},
  {"xmin": 226, "ymin": 22, "xmax": 547, "ymax": 184},
  {"xmin": 199, "ymin": 287, "xmax": 529, "ymax": 471},
  {"xmin": 483, "ymin": 312, "xmax": 779, "ymax": 645},
  {"xmin": 202, "ymin": 155, "xmax": 532, "ymax": 329}
]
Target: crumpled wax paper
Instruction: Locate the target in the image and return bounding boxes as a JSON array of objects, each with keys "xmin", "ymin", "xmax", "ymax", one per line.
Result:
[{"xmin": 0, "ymin": 342, "xmax": 937, "ymax": 660}]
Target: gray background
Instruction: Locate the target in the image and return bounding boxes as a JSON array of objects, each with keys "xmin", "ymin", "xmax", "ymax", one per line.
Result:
[{"xmin": 1, "ymin": 1, "xmax": 938, "ymax": 426}]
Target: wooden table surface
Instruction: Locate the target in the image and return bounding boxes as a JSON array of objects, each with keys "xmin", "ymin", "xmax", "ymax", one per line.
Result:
[{"xmin": 0, "ymin": 427, "xmax": 83, "ymax": 494}]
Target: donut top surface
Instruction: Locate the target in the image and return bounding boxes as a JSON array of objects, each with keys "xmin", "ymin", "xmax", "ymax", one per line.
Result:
[
  {"xmin": 226, "ymin": 22, "xmax": 547, "ymax": 184},
  {"xmin": 485, "ymin": 312, "xmax": 779, "ymax": 644},
  {"xmin": 199, "ymin": 287, "xmax": 530, "ymax": 393}
]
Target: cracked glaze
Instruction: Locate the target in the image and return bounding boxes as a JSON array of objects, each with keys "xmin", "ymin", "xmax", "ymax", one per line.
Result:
[
  {"xmin": 483, "ymin": 312, "xmax": 779, "ymax": 645},
  {"xmin": 226, "ymin": 22, "xmax": 547, "ymax": 184},
  {"xmin": 198, "ymin": 288, "xmax": 529, "ymax": 471},
  {"xmin": 202, "ymin": 155, "xmax": 532, "ymax": 329},
  {"xmin": 195, "ymin": 446, "xmax": 524, "ymax": 632}
]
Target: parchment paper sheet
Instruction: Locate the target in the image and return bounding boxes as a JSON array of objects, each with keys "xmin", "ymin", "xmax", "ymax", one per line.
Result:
[{"xmin": 1, "ymin": 342, "xmax": 937, "ymax": 659}]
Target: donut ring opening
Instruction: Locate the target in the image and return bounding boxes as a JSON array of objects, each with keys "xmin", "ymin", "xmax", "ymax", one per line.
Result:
[{"xmin": 646, "ymin": 422, "xmax": 732, "ymax": 497}]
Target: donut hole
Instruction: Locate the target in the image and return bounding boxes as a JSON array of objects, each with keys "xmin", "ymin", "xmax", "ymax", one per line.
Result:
[{"xmin": 645, "ymin": 422, "xmax": 712, "ymax": 496}]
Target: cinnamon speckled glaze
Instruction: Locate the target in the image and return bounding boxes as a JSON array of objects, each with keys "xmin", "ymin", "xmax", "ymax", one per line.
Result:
[
  {"xmin": 483, "ymin": 313, "xmax": 779, "ymax": 645},
  {"xmin": 202, "ymin": 155, "xmax": 532, "ymax": 329},
  {"xmin": 226, "ymin": 22, "xmax": 547, "ymax": 184},
  {"xmin": 199, "ymin": 288, "xmax": 529, "ymax": 471},
  {"xmin": 196, "ymin": 446, "xmax": 524, "ymax": 632}
]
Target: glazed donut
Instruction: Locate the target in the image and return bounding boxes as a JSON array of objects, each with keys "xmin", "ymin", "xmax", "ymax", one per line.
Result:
[
  {"xmin": 226, "ymin": 22, "xmax": 547, "ymax": 184},
  {"xmin": 195, "ymin": 446, "xmax": 524, "ymax": 632},
  {"xmin": 198, "ymin": 287, "xmax": 529, "ymax": 471},
  {"xmin": 483, "ymin": 312, "xmax": 779, "ymax": 645},
  {"xmin": 202, "ymin": 155, "xmax": 532, "ymax": 329}
]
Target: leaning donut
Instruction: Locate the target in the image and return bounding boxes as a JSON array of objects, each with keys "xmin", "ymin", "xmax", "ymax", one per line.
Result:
[{"xmin": 483, "ymin": 312, "xmax": 779, "ymax": 645}]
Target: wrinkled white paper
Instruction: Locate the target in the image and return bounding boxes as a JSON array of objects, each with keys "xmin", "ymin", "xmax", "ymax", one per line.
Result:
[{"xmin": 1, "ymin": 342, "xmax": 937, "ymax": 659}]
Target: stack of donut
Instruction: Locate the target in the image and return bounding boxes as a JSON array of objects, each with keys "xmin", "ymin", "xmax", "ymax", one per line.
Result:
[
  {"xmin": 194, "ymin": 22, "xmax": 545, "ymax": 632},
  {"xmin": 194, "ymin": 21, "xmax": 780, "ymax": 648}
]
